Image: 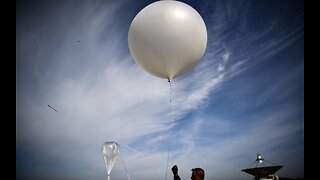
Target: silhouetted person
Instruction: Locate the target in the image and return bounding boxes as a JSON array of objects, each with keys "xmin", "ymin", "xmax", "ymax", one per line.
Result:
[
  {"xmin": 172, "ymin": 165, "xmax": 181, "ymax": 180},
  {"xmin": 191, "ymin": 167, "xmax": 205, "ymax": 180},
  {"xmin": 172, "ymin": 165, "xmax": 205, "ymax": 180}
]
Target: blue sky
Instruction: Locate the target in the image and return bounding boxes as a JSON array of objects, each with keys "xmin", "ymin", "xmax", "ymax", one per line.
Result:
[{"xmin": 16, "ymin": 0, "xmax": 304, "ymax": 179}]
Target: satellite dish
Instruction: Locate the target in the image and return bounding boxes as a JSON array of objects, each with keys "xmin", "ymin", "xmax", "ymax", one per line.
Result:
[
  {"xmin": 242, "ymin": 154, "xmax": 283, "ymax": 179},
  {"xmin": 128, "ymin": 0, "xmax": 207, "ymax": 81}
]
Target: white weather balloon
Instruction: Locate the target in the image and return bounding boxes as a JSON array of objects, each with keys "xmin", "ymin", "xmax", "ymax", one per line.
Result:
[
  {"xmin": 128, "ymin": 0, "xmax": 207, "ymax": 81},
  {"xmin": 102, "ymin": 142, "xmax": 120, "ymax": 180}
]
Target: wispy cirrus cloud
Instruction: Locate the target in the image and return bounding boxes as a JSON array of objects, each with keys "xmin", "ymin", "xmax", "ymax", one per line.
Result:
[{"xmin": 17, "ymin": 0, "xmax": 303, "ymax": 179}]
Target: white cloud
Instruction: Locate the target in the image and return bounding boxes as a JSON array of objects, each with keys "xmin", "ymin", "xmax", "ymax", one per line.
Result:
[{"xmin": 17, "ymin": 0, "xmax": 304, "ymax": 179}]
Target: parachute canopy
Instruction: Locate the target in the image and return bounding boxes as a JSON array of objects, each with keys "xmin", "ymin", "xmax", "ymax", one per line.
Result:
[{"xmin": 102, "ymin": 142, "xmax": 120, "ymax": 177}]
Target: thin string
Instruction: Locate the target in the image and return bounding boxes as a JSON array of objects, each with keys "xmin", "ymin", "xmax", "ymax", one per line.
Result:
[
  {"xmin": 165, "ymin": 78, "xmax": 173, "ymax": 180},
  {"xmin": 120, "ymin": 154, "xmax": 131, "ymax": 180}
]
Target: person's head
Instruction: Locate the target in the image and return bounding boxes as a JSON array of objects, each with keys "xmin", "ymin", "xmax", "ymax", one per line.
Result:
[{"xmin": 191, "ymin": 168, "xmax": 205, "ymax": 180}]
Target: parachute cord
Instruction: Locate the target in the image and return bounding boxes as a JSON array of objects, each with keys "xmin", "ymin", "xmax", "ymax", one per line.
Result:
[
  {"xmin": 120, "ymin": 154, "xmax": 131, "ymax": 180},
  {"xmin": 165, "ymin": 79, "xmax": 173, "ymax": 180}
]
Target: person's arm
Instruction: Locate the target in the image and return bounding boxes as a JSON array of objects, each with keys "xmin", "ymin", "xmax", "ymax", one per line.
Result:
[
  {"xmin": 172, "ymin": 165, "xmax": 182, "ymax": 180},
  {"xmin": 174, "ymin": 174, "xmax": 181, "ymax": 180}
]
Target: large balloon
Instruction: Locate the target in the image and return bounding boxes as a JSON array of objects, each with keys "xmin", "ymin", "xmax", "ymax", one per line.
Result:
[
  {"xmin": 102, "ymin": 142, "xmax": 120, "ymax": 180},
  {"xmin": 128, "ymin": 0, "xmax": 207, "ymax": 81}
]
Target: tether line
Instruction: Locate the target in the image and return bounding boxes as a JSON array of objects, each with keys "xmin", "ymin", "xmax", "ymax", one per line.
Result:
[
  {"xmin": 165, "ymin": 78, "xmax": 174, "ymax": 180},
  {"xmin": 120, "ymin": 154, "xmax": 131, "ymax": 180}
]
